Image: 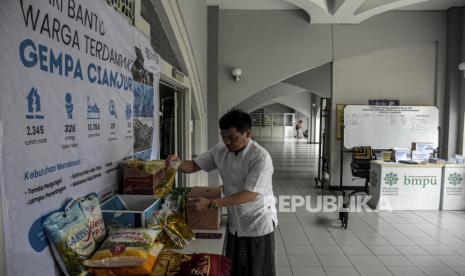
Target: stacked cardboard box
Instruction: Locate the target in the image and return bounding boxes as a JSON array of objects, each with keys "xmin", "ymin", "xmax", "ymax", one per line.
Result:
[{"xmin": 186, "ymin": 187, "xmax": 222, "ymax": 230}]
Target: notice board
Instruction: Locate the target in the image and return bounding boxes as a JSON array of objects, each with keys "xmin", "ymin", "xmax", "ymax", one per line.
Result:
[{"xmin": 343, "ymin": 105, "xmax": 438, "ymax": 149}]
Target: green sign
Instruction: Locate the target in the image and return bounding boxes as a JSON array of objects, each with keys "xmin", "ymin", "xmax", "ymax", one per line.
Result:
[
  {"xmin": 384, "ymin": 172, "xmax": 399, "ymax": 186},
  {"xmin": 448, "ymin": 172, "xmax": 463, "ymax": 186},
  {"xmin": 404, "ymin": 176, "xmax": 438, "ymax": 188}
]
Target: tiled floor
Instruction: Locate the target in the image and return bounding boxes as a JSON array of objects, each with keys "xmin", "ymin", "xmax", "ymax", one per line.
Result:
[{"xmin": 256, "ymin": 138, "xmax": 465, "ymax": 276}]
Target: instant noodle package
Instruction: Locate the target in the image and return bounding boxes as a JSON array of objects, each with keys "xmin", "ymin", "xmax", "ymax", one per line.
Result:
[{"xmin": 85, "ymin": 228, "xmax": 163, "ymax": 276}]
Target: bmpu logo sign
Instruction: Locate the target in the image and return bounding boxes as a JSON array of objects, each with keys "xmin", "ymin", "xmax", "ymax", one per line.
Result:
[
  {"xmin": 404, "ymin": 176, "xmax": 438, "ymax": 188},
  {"xmin": 448, "ymin": 173, "xmax": 463, "ymax": 186},
  {"xmin": 384, "ymin": 172, "xmax": 399, "ymax": 186}
]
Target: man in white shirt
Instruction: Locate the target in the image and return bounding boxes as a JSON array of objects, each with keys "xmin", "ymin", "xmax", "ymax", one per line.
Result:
[{"xmin": 165, "ymin": 109, "xmax": 277, "ymax": 276}]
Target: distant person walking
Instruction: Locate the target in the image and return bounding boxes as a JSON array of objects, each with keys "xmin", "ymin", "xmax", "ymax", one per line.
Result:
[{"xmin": 296, "ymin": 120, "xmax": 303, "ymax": 139}]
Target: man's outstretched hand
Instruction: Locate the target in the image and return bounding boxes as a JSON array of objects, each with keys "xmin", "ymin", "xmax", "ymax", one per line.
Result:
[
  {"xmin": 187, "ymin": 196, "xmax": 211, "ymax": 211},
  {"xmin": 165, "ymin": 155, "xmax": 180, "ymax": 169}
]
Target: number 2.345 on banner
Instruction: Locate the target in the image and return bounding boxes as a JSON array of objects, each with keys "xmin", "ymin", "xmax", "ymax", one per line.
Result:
[{"xmin": 26, "ymin": 125, "xmax": 44, "ymax": 136}]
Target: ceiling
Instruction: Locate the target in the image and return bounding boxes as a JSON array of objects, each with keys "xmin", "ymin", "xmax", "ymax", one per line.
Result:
[{"xmin": 206, "ymin": 0, "xmax": 465, "ymax": 23}]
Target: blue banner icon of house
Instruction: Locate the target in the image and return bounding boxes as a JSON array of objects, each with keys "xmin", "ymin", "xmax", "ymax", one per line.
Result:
[
  {"xmin": 65, "ymin": 92, "xmax": 73, "ymax": 119},
  {"xmin": 26, "ymin": 87, "xmax": 44, "ymax": 119}
]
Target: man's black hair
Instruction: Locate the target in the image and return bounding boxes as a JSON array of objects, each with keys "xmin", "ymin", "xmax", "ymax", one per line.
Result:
[{"xmin": 219, "ymin": 109, "xmax": 252, "ymax": 133}]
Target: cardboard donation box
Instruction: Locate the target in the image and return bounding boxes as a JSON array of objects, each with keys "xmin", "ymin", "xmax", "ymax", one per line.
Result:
[
  {"xmin": 186, "ymin": 187, "xmax": 222, "ymax": 230},
  {"xmin": 101, "ymin": 194, "xmax": 162, "ymax": 228},
  {"xmin": 123, "ymin": 161, "xmax": 165, "ymax": 195}
]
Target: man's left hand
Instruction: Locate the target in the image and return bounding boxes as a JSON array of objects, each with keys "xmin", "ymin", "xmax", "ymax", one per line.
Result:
[{"xmin": 188, "ymin": 197, "xmax": 211, "ymax": 211}]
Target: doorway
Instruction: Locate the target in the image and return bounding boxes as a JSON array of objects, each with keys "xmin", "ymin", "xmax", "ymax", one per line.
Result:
[
  {"xmin": 159, "ymin": 83, "xmax": 175, "ymax": 160},
  {"xmin": 159, "ymin": 82, "xmax": 185, "ymax": 185}
]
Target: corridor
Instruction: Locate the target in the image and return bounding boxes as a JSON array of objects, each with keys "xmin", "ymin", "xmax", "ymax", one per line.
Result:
[{"xmin": 257, "ymin": 139, "xmax": 465, "ymax": 276}]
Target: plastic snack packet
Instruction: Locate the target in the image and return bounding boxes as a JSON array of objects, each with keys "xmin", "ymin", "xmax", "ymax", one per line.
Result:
[
  {"xmin": 154, "ymin": 159, "xmax": 181, "ymax": 198},
  {"xmin": 78, "ymin": 193, "xmax": 106, "ymax": 244},
  {"xmin": 126, "ymin": 160, "xmax": 165, "ymax": 175},
  {"xmin": 151, "ymin": 250, "xmax": 192, "ymax": 276},
  {"xmin": 143, "ymin": 160, "xmax": 166, "ymax": 175},
  {"xmin": 161, "ymin": 213, "xmax": 195, "ymax": 249},
  {"xmin": 84, "ymin": 228, "xmax": 163, "ymax": 275}
]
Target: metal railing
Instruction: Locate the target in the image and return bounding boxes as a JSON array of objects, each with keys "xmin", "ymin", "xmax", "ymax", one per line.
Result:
[{"xmin": 251, "ymin": 113, "xmax": 294, "ymax": 127}]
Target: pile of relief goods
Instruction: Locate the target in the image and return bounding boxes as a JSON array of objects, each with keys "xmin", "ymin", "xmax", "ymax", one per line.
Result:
[{"xmin": 42, "ymin": 160, "xmax": 230, "ymax": 276}]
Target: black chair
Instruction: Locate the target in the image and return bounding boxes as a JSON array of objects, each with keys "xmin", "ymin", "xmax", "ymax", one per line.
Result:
[{"xmin": 350, "ymin": 146, "xmax": 373, "ymax": 195}]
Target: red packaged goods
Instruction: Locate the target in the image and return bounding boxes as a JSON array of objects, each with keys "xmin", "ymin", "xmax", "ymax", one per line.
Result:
[{"xmin": 123, "ymin": 160, "xmax": 165, "ymax": 195}]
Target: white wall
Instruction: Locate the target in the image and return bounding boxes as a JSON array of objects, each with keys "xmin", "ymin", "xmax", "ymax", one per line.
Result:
[
  {"xmin": 206, "ymin": 6, "xmax": 220, "ymax": 186},
  {"xmin": 176, "ymin": 0, "xmax": 208, "ymax": 104},
  {"xmin": 0, "ymin": 123, "xmax": 5, "ymax": 276},
  {"xmin": 219, "ymin": 10, "xmax": 332, "ymax": 114},
  {"xmin": 331, "ymin": 42, "xmax": 438, "ymax": 187},
  {"xmin": 237, "ymin": 82, "xmax": 306, "ymax": 113},
  {"xmin": 334, "ymin": 43, "xmax": 436, "ymax": 105},
  {"xmin": 461, "ymin": 8, "xmax": 465, "ymax": 154},
  {"xmin": 162, "ymin": 0, "xmax": 209, "ymax": 186},
  {"xmin": 454, "ymin": 8, "xmax": 465, "ymax": 155},
  {"xmin": 261, "ymin": 103, "xmax": 294, "ymax": 114},
  {"xmin": 219, "ymin": 11, "xmax": 446, "ymax": 116},
  {"xmin": 283, "ymin": 63, "xmax": 332, "ymax": 98},
  {"xmin": 177, "ymin": 0, "xmax": 209, "ymax": 186},
  {"xmin": 274, "ymin": 91, "xmax": 312, "ymax": 118}
]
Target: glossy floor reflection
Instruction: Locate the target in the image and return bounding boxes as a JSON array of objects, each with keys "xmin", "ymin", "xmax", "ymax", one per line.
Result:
[{"xmin": 256, "ymin": 138, "xmax": 465, "ymax": 276}]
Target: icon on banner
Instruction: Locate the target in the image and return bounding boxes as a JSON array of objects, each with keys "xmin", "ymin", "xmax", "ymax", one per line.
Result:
[
  {"xmin": 109, "ymin": 100, "xmax": 117, "ymax": 119},
  {"xmin": 26, "ymin": 87, "xmax": 44, "ymax": 119},
  {"xmin": 65, "ymin": 92, "xmax": 73, "ymax": 119},
  {"xmin": 87, "ymin": 96, "xmax": 100, "ymax": 119},
  {"xmin": 125, "ymin": 103, "xmax": 132, "ymax": 120}
]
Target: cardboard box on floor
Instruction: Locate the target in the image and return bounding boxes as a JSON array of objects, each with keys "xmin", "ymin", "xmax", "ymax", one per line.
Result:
[{"xmin": 186, "ymin": 186, "xmax": 221, "ymax": 230}]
